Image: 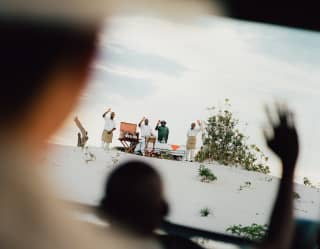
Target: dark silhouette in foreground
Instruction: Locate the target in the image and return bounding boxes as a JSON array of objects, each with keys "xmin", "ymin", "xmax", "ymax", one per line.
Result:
[
  {"xmin": 98, "ymin": 160, "xmax": 203, "ymax": 249},
  {"xmin": 258, "ymin": 104, "xmax": 299, "ymax": 249},
  {"xmin": 99, "ymin": 161, "xmax": 168, "ymax": 235},
  {"xmin": 0, "ymin": 11, "xmax": 108, "ymax": 249}
]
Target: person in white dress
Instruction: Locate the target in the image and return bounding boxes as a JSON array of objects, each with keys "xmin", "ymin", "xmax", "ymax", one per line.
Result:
[{"xmin": 186, "ymin": 120, "xmax": 202, "ymax": 161}]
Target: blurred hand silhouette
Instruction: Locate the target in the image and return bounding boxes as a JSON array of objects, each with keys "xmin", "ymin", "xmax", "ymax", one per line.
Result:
[{"xmin": 264, "ymin": 104, "xmax": 299, "ymax": 173}]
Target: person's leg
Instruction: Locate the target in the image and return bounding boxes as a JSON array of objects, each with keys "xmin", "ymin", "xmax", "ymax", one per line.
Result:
[
  {"xmin": 108, "ymin": 133, "xmax": 113, "ymax": 151},
  {"xmin": 134, "ymin": 141, "xmax": 141, "ymax": 153},
  {"xmin": 101, "ymin": 130, "xmax": 106, "ymax": 149},
  {"xmin": 190, "ymin": 149, "xmax": 195, "ymax": 162},
  {"xmin": 83, "ymin": 146, "xmax": 88, "ymax": 154},
  {"xmin": 140, "ymin": 138, "xmax": 145, "ymax": 155},
  {"xmin": 186, "ymin": 150, "xmax": 190, "ymax": 161},
  {"xmin": 103, "ymin": 132, "xmax": 112, "ymax": 151},
  {"xmin": 106, "ymin": 142, "xmax": 110, "ymax": 150}
]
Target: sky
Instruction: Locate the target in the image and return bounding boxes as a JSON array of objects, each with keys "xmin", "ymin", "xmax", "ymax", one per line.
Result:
[{"xmin": 52, "ymin": 15, "xmax": 320, "ymax": 182}]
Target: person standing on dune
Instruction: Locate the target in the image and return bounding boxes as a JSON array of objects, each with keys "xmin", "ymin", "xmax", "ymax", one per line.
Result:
[
  {"xmin": 155, "ymin": 120, "xmax": 169, "ymax": 144},
  {"xmin": 138, "ymin": 117, "xmax": 154, "ymax": 155},
  {"xmin": 102, "ymin": 108, "xmax": 116, "ymax": 151},
  {"xmin": 186, "ymin": 120, "xmax": 202, "ymax": 162}
]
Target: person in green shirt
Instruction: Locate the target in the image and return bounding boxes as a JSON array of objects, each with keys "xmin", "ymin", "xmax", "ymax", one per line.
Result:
[{"xmin": 155, "ymin": 120, "xmax": 169, "ymax": 143}]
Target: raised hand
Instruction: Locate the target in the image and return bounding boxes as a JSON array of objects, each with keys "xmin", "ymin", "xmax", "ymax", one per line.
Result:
[
  {"xmin": 264, "ymin": 103, "xmax": 299, "ymax": 173},
  {"xmin": 107, "ymin": 108, "xmax": 111, "ymax": 112}
]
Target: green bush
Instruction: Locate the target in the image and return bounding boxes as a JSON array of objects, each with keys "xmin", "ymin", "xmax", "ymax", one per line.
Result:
[
  {"xmin": 239, "ymin": 181, "xmax": 252, "ymax": 191},
  {"xmin": 293, "ymin": 192, "xmax": 301, "ymax": 200},
  {"xmin": 160, "ymin": 153, "xmax": 172, "ymax": 160},
  {"xmin": 200, "ymin": 207, "xmax": 211, "ymax": 217},
  {"xmin": 195, "ymin": 99, "xmax": 270, "ymax": 174},
  {"xmin": 198, "ymin": 165, "xmax": 217, "ymax": 182},
  {"xmin": 303, "ymin": 177, "xmax": 312, "ymax": 187},
  {"xmin": 226, "ymin": 223, "xmax": 268, "ymax": 241}
]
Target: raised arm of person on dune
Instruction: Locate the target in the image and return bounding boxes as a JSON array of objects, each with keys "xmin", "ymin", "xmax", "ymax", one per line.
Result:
[
  {"xmin": 139, "ymin": 116, "xmax": 146, "ymax": 127},
  {"xmin": 259, "ymin": 104, "xmax": 299, "ymax": 249},
  {"xmin": 102, "ymin": 107, "xmax": 111, "ymax": 118},
  {"xmin": 155, "ymin": 120, "xmax": 161, "ymax": 130}
]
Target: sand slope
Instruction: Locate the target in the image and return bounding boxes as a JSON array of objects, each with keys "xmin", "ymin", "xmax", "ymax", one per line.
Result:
[{"xmin": 46, "ymin": 145, "xmax": 320, "ymax": 235}]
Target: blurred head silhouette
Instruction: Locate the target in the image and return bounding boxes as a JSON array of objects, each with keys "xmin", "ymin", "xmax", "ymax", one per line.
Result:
[
  {"xmin": 99, "ymin": 160, "xmax": 169, "ymax": 236},
  {"xmin": 0, "ymin": 18, "xmax": 98, "ymax": 157},
  {"xmin": 0, "ymin": 10, "xmax": 102, "ymax": 249}
]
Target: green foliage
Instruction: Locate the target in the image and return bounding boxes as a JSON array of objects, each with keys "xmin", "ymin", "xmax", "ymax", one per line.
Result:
[
  {"xmin": 160, "ymin": 153, "xmax": 172, "ymax": 160},
  {"xmin": 195, "ymin": 99, "xmax": 270, "ymax": 174},
  {"xmin": 293, "ymin": 192, "xmax": 301, "ymax": 200},
  {"xmin": 200, "ymin": 207, "xmax": 211, "ymax": 217},
  {"xmin": 226, "ymin": 223, "xmax": 268, "ymax": 241},
  {"xmin": 198, "ymin": 165, "xmax": 217, "ymax": 182},
  {"xmin": 192, "ymin": 237, "xmax": 210, "ymax": 247},
  {"xmin": 303, "ymin": 177, "xmax": 312, "ymax": 187},
  {"xmin": 239, "ymin": 181, "xmax": 252, "ymax": 191},
  {"xmin": 265, "ymin": 177, "xmax": 273, "ymax": 182}
]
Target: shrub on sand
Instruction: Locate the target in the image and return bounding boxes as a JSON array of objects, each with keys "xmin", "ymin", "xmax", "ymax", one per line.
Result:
[
  {"xmin": 198, "ymin": 165, "xmax": 217, "ymax": 183},
  {"xmin": 200, "ymin": 207, "xmax": 211, "ymax": 217},
  {"xmin": 226, "ymin": 223, "xmax": 268, "ymax": 241}
]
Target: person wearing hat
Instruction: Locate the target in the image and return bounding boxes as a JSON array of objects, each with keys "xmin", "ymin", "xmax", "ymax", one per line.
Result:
[{"xmin": 155, "ymin": 120, "xmax": 169, "ymax": 144}]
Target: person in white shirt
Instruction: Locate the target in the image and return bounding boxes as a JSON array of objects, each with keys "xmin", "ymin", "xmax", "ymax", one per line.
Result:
[
  {"xmin": 101, "ymin": 108, "xmax": 117, "ymax": 150},
  {"xmin": 186, "ymin": 120, "xmax": 202, "ymax": 161},
  {"xmin": 138, "ymin": 117, "xmax": 154, "ymax": 155}
]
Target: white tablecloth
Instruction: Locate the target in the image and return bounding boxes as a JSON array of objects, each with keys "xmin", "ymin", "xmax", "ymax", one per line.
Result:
[{"xmin": 135, "ymin": 141, "xmax": 186, "ymax": 156}]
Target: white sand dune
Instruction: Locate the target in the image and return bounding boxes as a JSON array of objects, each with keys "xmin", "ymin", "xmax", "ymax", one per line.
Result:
[{"xmin": 46, "ymin": 144, "xmax": 320, "ymax": 235}]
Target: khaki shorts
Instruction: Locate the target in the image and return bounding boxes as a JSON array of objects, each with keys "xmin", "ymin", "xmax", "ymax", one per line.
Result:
[
  {"xmin": 186, "ymin": 136, "xmax": 196, "ymax": 150},
  {"xmin": 102, "ymin": 130, "xmax": 113, "ymax": 143}
]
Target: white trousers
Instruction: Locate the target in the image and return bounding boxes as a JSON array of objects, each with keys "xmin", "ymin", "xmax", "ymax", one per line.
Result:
[
  {"xmin": 186, "ymin": 149, "xmax": 195, "ymax": 161},
  {"xmin": 140, "ymin": 139, "xmax": 146, "ymax": 155},
  {"xmin": 101, "ymin": 141, "xmax": 110, "ymax": 150}
]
